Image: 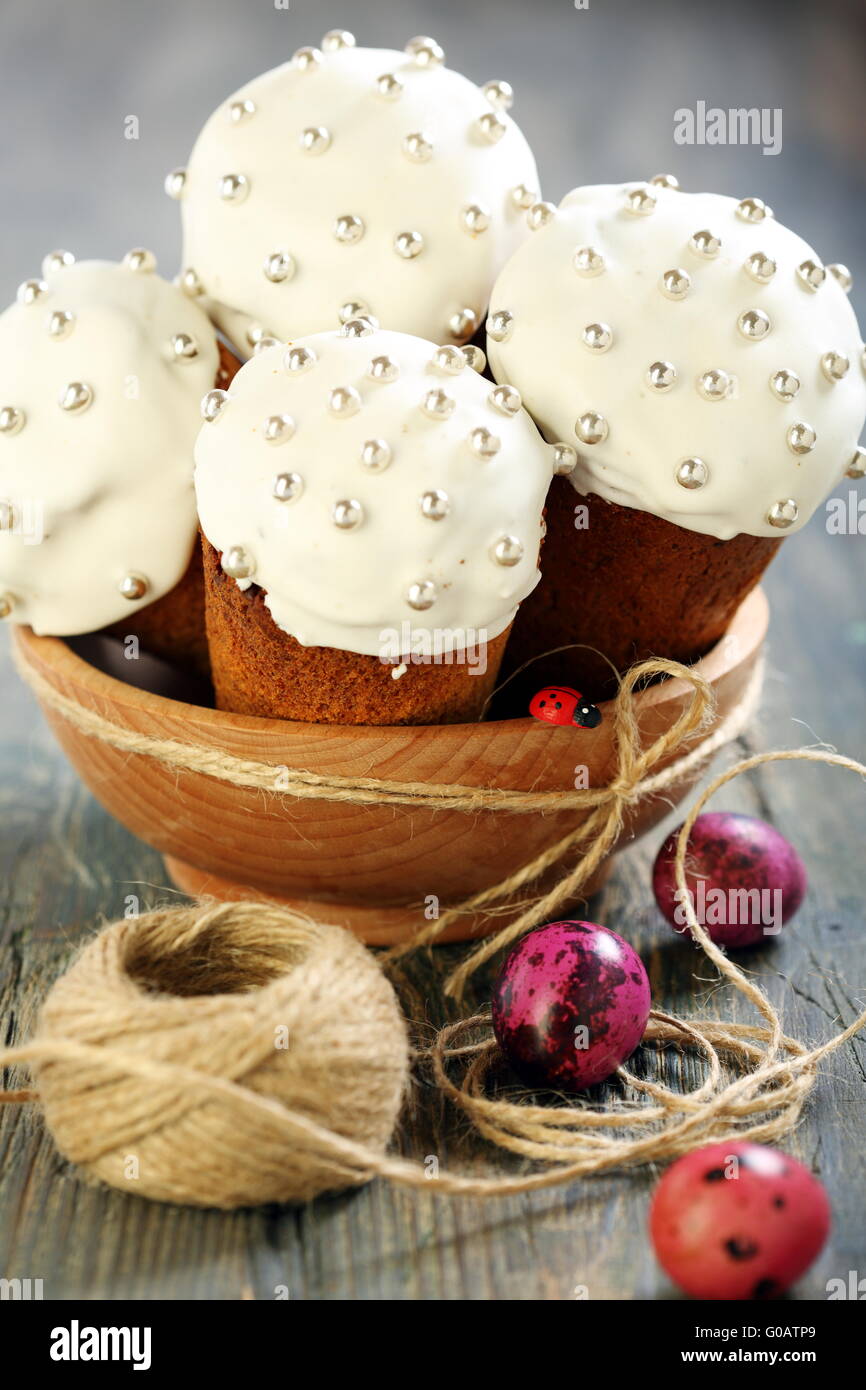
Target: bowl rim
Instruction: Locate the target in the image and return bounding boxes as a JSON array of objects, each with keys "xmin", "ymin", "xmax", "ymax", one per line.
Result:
[{"xmin": 12, "ymin": 585, "xmax": 768, "ymax": 741}]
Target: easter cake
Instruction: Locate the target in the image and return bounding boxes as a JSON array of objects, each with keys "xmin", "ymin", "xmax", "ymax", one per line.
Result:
[
  {"xmin": 486, "ymin": 180, "xmax": 866, "ymax": 695},
  {"xmin": 171, "ymin": 31, "xmax": 539, "ymax": 352},
  {"xmin": 194, "ymin": 321, "xmax": 554, "ymax": 723},
  {"xmin": 0, "ymin": 254, "xmax": 239, "ymax": 674}
]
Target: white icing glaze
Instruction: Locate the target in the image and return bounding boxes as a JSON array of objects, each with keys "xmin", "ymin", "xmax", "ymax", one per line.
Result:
[
  {"xmin": 486, "ymin": 182, "xmax": 866, "ymax": 539},
  {"xmin": 176, "ymin": 35, "xmax": 539, "ymax": 350},
  {"xmin": 194, "ymin": 326, "xmax": 552, "ymax": 655},
  {"xmin": 0, "ymin": 258, "xmax": 219, "ymax": 633}
]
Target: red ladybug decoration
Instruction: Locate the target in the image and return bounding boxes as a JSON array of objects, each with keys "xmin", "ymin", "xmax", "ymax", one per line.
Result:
[{"xmin": 529, "ymin": 686, "xmax": 602, "ymax": 728}]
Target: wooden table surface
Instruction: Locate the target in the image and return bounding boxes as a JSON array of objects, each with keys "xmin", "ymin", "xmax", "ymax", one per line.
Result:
[{"xmin": 1, "ymin": 0, "xmax": 865, "ymax": 1303}]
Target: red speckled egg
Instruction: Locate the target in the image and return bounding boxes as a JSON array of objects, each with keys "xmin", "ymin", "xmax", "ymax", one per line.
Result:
[
  {"xmin": 650, "ymin": 1141, "xmax": 830, "ymax": 1300},
  {"xmin": 652, "ymin": 811, "xmax": 807, "ymax": 948},
  {"xmin": 490, "ymin": 920, "xmax": 651, "ymax": 1091}
]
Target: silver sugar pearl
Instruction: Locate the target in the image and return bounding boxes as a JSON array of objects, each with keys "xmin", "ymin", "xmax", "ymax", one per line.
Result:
[
  {"xmin": 432, "ymin": 345, "xmax": 466, "ymax": 374},
  {"xmin": 17, "ymin": 279, "xmax": 47, "ymax": 306},
  {"xmin": 332, "ymin": 499, "xmax": 364, "ymax": 530},
  {"xmin": 660, "ymin": 268, "xmax": 690, "ymax": 300},
  {"xmin": 469, "ymin": 427, "xmax": 501, "ymax": 458},
  {"xmin": 421, "ymin": 388, "xmax": 455, "ymax": 420},
  {"xmin": 491, "ymin": 535, "xmax": 524, "ymax": 566},
  {"xmin": 123, "ymin": 247, "xmax": 156, "ymax": 273},
  {"xmin": 626, "ymin": 185, "xmax": 657, "ymax": 216},
  {"xmin": 573, "ymin": 245, "xmax": 605, "ymax": 276},
  {"xmin": 219, "ymin": 173, "xmax": 249, "ymax": 203},
  {"xmin": 119, "ymin": 573, "xmax": 149, "ymax": 602},
  {"xmin": 329, "ymin": 386, "xmax": 361, "ymax": 417},
  {"xmin": 293, "ymin": 46, "xmax": 323, "ymax": 70},
  {"xmin": 253, "ymin": 336, "xmax": 281, "ymax": 355},
  {"xmin": 420, "ymin": 489, "xmax": 450, "ymax": 520},
  {"xmin": 846, "ymin": 447, "xmax": 866, "ymax": 479},
  {"xmin": 42, "ymin": 249, "xmax": 75, "ymax": 275},
  {"xmin": 462, "ymin": 345, "xmax": 486, "ymax": 372},
  {"xmin": 340, "ymin": 299, "xmax": 372, "ymax": 323},
  {"xmin": 553, "ymin": 442, "xmax": 578, "ymax": 475},
  {"xmin": 828, "ymin": 263, "xmax": 853, "ymax": 293},
  {"xmin": 262, "ymin": 413, "xmax": 295, "ymax": 444},
  {"xmin": 461, "ymin": 203, "xmax": 491, "ymax": 235},
  {"xmin": 738, "ymin": 309, "xmax": 771, "ymax": 340},
  {"xmin": 407, "ymin": 579, "xmax": 437, "ymax": 611},
  {"xmin": 582, "ymin": 322, "xmax": 613, "ymax": 353},
  {"xmin": 527, "ymin": 201, "xmax": 556, "ymax": 231},
  {"xmin": 821, "ymin": 350, "xmax": 850, "ymax": 382},
  {"xmin": 767, "ymin": 499, "xmax": 799, "ymax": 529},
  {"xmin": 284, "ymin": 345, "xmax": 317, "ymax": 374},
  {"xmin": 229, "ymin": 98, "xmax": 256, "ymax": 123},
  {"xmin": 676, "ymin": 457, "xmax": 709, "ymax": 490},
  {"xmin": 487, "ymin": 309, "xmax": 514, "ymax": 342},
  {"xmin": 342, "ymin": 316, "xmax": 376, "ymax": 338},
  {"xmin": 47, "ymin": 309, "xmax": 75, "ymax": 340},
  {"xmin": 650, "ymin": 173, "xmax": 680, "ymax": 189},
  {"xmin": 744, "ymin": 252, "xmax": 777, "ymax": 284},
  {"xmin": 59, "ymin": 381, "xmax": 93, "ymax": 413},
  {"xmin": 201, "ymin": 389, "xmax": 229, "ymax": 422},
  {"xmin": 0, "ymin": 406, "xmax": 25, "ymax": 435},
  {"xmin": 797, "ymin": 259, "xmax": 826, "ymax": 292},
  {"xmin": 178, "ymin": 267, "xmax": 204, "ymax": 297},
  {"xmin": 405, "ymin": 35, "xmax": 445, "ymax": 67},
  {"xmin": 403, "ymin": 131, "xmax": 433, "ymax": 162},
  {"xmin": 322, "ymin": 29, "xmax": 355, "ymax": 50},
  {"xmin": 511, "ymin": 183, "xmax": 537, "ymax": 210},
  {"xmin": 689, "ymin": 229, "xmax": 722, "ymax": 258},
  {"xmin": 300, "ymin": 125, "xmax": 331, "ymax": 155},
  {"xmin": 476, "ymin": 111, "xmax": 506, "ymax": 144},
  {"xmin": 482, "ymin": 79, "xmax": 513, "ymax": 110},
  {"xmin": 376, "ymin": 72, "xmax": 404, "ymax": 100},
  {"xmin": 361, "ymin": 439, "xmax": 392, "ymax": 471},
  {"xmin": 264, "ymin": 250, "xmax": 295, "ymax": 283},
  {"xmin": 164, "ymin": 168, "xmax": 187, "ymax": 199},
  {"xmin": 489, "ymin": 384, "xmax": 521, "ymax": 415},
  {"xmin": 273, "ymin": 471, "xmax": 304, "ymax": 503},
  {"xmin": 170, "ymin": 332, "xmax": 199, "ymax": 361},
  {"xmin": 736, "ymin": 197, "xmax": 771, "ymax": 223},
  {"xmin": 647, "ymin": 361, "xmax": 677, "ymax": 392},
  {"xmin": 222, "ymin": 546, "xmax": 255, "ymax": 579},
  {"xmin": 368, "ymin": 355, "xmax": 399, "ymax": 383},
  {"xmin": 394, "ymin": 229, "xmax": 424, "ymax": 259},
  {"xmin": 697, "ymin": 368, "xmax": 731, "ymax": 401},
  {"xmin": 575, "ymin": 411, "xmax": 608, "ymax": 445},
  {"xmin": 769, "ymin": 369, "xmax": 800, "ymax": 402},
  {"xmin": 787, "ymin": 422, "xmax": 816, "ymax": 455},
  {"xmin": 448, "ymin": 307, "xmax": 478, "ymax": 341},
  {"xmin": 334, "ymin": 214, "xmax": 365, "ymax": 245}
]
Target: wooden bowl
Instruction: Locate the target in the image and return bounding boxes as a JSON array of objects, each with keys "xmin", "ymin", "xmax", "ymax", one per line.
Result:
[{"xmin": 12, "ymin": 588, "xmax": 768, "ymax": 946}]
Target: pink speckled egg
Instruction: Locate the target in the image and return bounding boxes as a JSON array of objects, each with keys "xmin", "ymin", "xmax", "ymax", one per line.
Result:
[
  {"xmin": 652, "ymin": 812, "xmax": 807, "ymax": 948},
  {"xmin": 650, "ymin": 1141, "xmax": 831, "ymax": 1300},
  {"xmin": 490, "ymin": 920, "xmax": 651, "ymax": 1091}
]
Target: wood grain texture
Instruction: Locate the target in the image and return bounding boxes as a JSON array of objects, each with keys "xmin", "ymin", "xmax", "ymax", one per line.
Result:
[{"xmin": 10, "ymin": 588, "xmax": 766, "ymax": 944}]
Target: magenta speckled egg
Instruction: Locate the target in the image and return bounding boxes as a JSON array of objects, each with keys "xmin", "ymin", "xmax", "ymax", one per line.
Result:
[
  {"xmin": 652, "ymin": 811, "xmax": 807, "ymax": 949},
  {"xmin": 490, "ymin": 920, "xmax": 651, "ymax": 1091},
  {"xmin": 650, "ymin": 1142, "xmax": 831, "ymax": 1300}
]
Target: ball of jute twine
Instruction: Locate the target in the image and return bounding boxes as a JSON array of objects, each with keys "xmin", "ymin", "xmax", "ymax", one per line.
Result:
[
  {"xmin": 0, "ymin": 903, "xmax": 410, "ymax": 1207},
  {"xmin": 0, "ymin": 739, "xmax": 864, "ymax": 1208}
]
